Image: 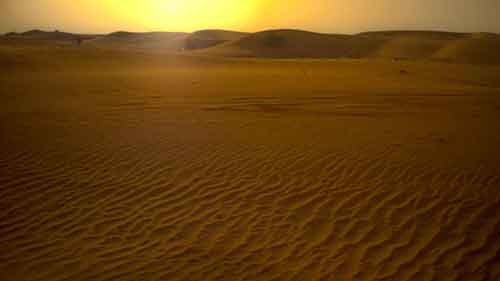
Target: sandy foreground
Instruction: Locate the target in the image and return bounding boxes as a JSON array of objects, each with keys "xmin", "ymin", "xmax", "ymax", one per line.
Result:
[{"xmin": 1, "ymin": 44, "xmax": 500, "ymax": 281}]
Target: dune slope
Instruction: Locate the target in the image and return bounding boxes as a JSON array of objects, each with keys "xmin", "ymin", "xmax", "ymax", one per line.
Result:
[
  {"xmin": 4, "ymin": 30, "xmax": 100, "ymax": 44},
  {"xmin": 432, "ymin": 33, "xmax": 500, "ymax": 64},
  {"xmin": 85, "ymin": 31, "xmax": 190, "ymax": 51},
  {"xmin": 184, "ymin": 29, "xmax": 249, "ymax": 50},
  {"xmin": 199, "ymin": 30, "xmax": 500, "ymax": 64},
  {"xmin": 200, "ymin": 29, "xmax": 384, "ymax": 58}
]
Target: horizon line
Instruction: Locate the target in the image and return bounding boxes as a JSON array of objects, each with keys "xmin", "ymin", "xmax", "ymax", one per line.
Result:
[{"xmin": 3, "ymin": 27, "xmax": 499, "ymax": 37}]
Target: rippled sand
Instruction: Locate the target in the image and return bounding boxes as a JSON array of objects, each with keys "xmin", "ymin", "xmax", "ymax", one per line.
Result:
[{"xmin": 1, "ymin": 45, "xmax": 500, "ymax": 281}]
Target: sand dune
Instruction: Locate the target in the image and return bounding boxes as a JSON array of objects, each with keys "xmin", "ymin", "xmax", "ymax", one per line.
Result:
[
  {"xmin": 362, "ymin": 31, "xmax": 500, "ymax": 64},
  {"xmin": 368, "ymin": 36, "xmax": 449, "ymax": 60},
  {"xmin": 4, "ymin": 29, "xmax": 500, "ymax": 64},
  {"xmin": 432, "ymin": 33, "xmax": 500, "ymax": 64},
  {"xmin": 200, "ymin": 30, "xmax": 500, "ymax": 64},
  {"xmin": 191, "ymin": 29, "xmax": 250, "ymax": 41},
  {"xmin": 4, "ymin": 29, "xmax": 99, "ymax": 42},
  {"xmin": 184, "ymin": 29, "xmax": 249, "ymax": 50},
  {"xmin": 358, "ymin": 30, "xmax": 467, "ymax": 39},
  {"xmin": 85, "ymin": 31, "xmax": 190, "ymax": 51},
  {"xmin": 198, "ymin": 29, "xmax": 384, "ymax": 58},
  {"xmin": 1, "ymin": 42, "xmax": 500, "ymax": 280}
]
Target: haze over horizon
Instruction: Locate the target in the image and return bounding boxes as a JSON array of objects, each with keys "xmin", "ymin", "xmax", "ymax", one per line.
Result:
[{"xmin": 2, "ymin": 0, "xmax": 500, "ymax": 34}]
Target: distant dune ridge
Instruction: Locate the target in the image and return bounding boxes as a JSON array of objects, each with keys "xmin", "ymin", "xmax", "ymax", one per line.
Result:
[
  {"xmin": 4, "ymin": 29, "xmax": 99, "ymax": 42},
  {"xmin": 3, "ymin": 28, "xmax": 500, "ymax": 63},
  {"xmin": 85, "ymin": 31, "xmax": 189, "ymax": 51},
  {"xmin": 184, "ymin": 30, "xmax": 249, "ymax": 50}
]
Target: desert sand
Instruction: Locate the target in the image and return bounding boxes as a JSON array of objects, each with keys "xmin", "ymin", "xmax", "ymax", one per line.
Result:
[{"xmin": 1, "ymin": 31, "xmax": 500, "ymax": 281}]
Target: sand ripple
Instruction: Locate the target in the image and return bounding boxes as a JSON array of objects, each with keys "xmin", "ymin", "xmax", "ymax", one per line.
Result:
[{"xmin": 1, "ymin": 112, "xmax": 499, "ymax": 281}]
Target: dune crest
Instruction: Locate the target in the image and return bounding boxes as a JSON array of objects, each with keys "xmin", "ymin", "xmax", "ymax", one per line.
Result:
[{"xmin": 3, "ymin": 28, "xmax": 500, "ymax": 64}]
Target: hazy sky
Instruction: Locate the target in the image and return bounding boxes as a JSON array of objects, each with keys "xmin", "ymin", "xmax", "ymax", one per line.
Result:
[{"xmin": 2, "ymin": 0, "xmax": 500, "ymax": 34}]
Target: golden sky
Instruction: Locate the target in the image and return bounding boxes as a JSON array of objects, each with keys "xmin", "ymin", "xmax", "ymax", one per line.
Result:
[{"xmin": 2, "ymin": 0, "xmax": 500, "ymax": 34}]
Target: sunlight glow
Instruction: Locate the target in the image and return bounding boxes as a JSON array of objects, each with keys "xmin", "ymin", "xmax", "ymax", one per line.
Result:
[
  {"xmin": 3, "ymin": 0, "xmax": 500, "ymax": 34},
  {"xmin": 125, "ymin": 0, "xmax": 262, "ymax": 31}
]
